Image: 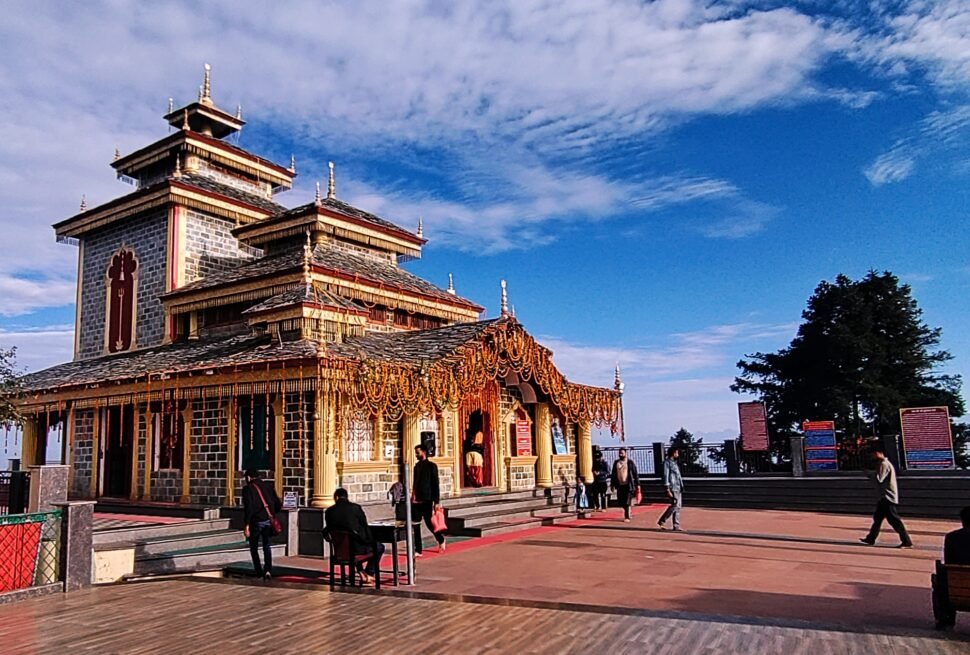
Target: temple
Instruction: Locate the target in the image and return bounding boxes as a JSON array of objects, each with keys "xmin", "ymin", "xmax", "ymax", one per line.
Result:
[{"xmin": 15, "ymin": 66, "xmax": 622, "ymax": 509}]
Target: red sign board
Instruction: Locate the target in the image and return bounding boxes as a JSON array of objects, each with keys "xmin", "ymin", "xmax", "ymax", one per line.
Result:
[
  {"xmin": 900, "ymin": 406, "xmax": 954, "ymax": 470},
  {"xmin": 738, "ymin": 402, "xmax": 769, "ymax": 451},
  {"xmin": 515, "ymin": 420, "xmax": 532, "ymax": 456}
]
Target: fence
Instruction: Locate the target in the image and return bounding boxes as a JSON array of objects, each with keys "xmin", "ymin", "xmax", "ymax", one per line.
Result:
[
  {"xmin": 599, "ymin": 446, "xmax": 656, "ymax": 476},
  {"xmin": 0, "ymin": 510, "xmax": 62, "ymax": 593},
  {"xmin": 0, "ymin": 471, "xmax": 31, "ymax": 516}
]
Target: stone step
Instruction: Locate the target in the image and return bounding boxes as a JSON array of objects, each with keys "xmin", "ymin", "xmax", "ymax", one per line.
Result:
[
  {"xmin": 442, "ymin": 488, "xmax": 565, "ymax": 510},
  {"xmin": 445, "ymin": 496, "xmax": 567, "ymax": 520},
  {"xmin": 135, "ymin": 529, "xmax": 244, "ymax": 557},
  {"xmin": 132, "ymin": 541, "xmax": 287, "ymax": 576},
  {"xmin": 448, "ymin": 503, "xmax": 572, "ymax": 529},
  {"xmin": 94, "ymin": 500, "xmax": 220, "ymax": 520},
  {"xmin": 94, "ymin": 518, "xmax": 232, "ymax": 546}
]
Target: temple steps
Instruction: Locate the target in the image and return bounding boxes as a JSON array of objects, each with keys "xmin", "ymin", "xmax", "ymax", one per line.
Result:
[
  {"xmin": 442, "ymin": 488, "xmax": 574, "ymax": 538},
  {"xmin": 93, "ymin": 518, "xmax": 232, "ymax": 546},
  {"xmin": 131, "ymin": 541, "xmax": 286, "ymax": 577}
]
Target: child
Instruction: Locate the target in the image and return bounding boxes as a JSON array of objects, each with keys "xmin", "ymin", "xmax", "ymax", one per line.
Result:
[{"xmin": 575, "ymin": 477, "xmax": 589, "ymax": 517}]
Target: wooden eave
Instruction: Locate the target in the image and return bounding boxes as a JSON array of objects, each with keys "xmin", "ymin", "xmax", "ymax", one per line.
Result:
[
  {"xmin": 163, "ymin": 102, "xmax": 245, "ymax": 131},
  {"xmin": 113, "ymin": 131, "xmax": 294, "ymax": 187},
  {"xmin": 54, "ymin": 180, "xmax": 276, "ymax": 239},
  {"xmin": 247, "ymin": 304, "xmax": 368, "ymax": 326},
  {"xmin": 233, "ymin": 205, "xmax": 425, "ymax": 255}
]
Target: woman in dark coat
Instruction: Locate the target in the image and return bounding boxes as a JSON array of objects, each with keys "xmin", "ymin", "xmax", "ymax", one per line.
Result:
[{"xmin": 591, "ymin": 449, "xmax": 610, "ymax": 511}]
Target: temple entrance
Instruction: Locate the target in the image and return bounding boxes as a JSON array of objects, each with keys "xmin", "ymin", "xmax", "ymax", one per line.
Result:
[
  {"xmin": 462, "ymin": 409, "xmax": 494, "ymax": 488},
  {"xmin": 101, "ymin": 405, "xmax": 134, "ymax": 498}
]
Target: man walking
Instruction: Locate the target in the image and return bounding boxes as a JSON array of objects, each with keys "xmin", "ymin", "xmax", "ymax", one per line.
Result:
[
  {"xmin": 610, "ymin": 447, "xmax": 639, "ymax": 522},
  {"xmin": 860, "ymin": 445, "xmax": 913, "ymax": 548},
  {"xmin": 324, "ymin": 487, "xmax": 384, "ymax": 585},
  {"xmin": 241, "ymin": 469, "xmax": 282, "ymax": 581},
  {"xmin": 412, "ymin": 443, "xmax": 446, "ymax": 555},
  {"xmin": 657, "ymin": 446, "xmax": 684, "ymax": 531}
]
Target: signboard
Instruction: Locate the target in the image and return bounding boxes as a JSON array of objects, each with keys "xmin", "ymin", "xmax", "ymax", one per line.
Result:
[
  {"xmin": 738, "ymin": 402, "xmax": 769, "ymax": 451},
  {"xmin": 900, "ymin": 406, "xmax": 954, "ymax": 470},
  {"xmin": 282, "ymin": 491, "xmax": 299, "ymax": 510},
  {"xmin": 515, "ymin": 420, "xmax": 532, "ymax": 456},
  {"xmin": 551, "ymin": 420, "xmax": 568, "ymax": 455},
  {"xmin": 803, "ymin": 420, "xmax": 838, "ymax": 472}
]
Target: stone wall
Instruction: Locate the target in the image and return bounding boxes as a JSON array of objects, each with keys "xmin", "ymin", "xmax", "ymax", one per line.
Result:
[
  {"xmin": 188, "ymin": 398, "xmax": 229, "ymax": 506},
  {"xmin": 70, "ymin": 409, "xmax": 95, "ymax": 498},
  {"xmin": 77, "ymin": 209, "xmax": 168, "ymax": 359},
  {"xmin": 183, "ymin": 209, "xmax": 259, "ymax": 284},
  {"xmin": 434, "ymin": 459, "xmax": 456, "ymax": 497},
  {"xmin": 280, "ymin": 391, "xmax": 313, "ymax": 504},
  {"xmin": 508, "ymin": 459, "xmax": 537, "ymax": 491},
  {"xmin": 338, "ymin": 468, "xmax": 397, "ymax": 504},
  {"xmin": 552, "ymin": 456, "xmax": 577, "ymax": 488}
]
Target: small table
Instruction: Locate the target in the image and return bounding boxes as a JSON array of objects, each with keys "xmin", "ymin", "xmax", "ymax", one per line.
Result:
[{"xmin": 369, "ymin": 521, "xmax": 407, "ymax": 586}]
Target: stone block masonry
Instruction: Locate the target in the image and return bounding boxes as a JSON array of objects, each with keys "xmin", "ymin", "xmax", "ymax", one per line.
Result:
[
  {"xmin": 183, "ymin": 209, "xmax": 260, "ymax": 284},
  {"xmin": 70, "ymin": 410, "xmax": 95, "ymax": 498},
  {"xmin": 188, "ymin": 398, "xmax": 229, "ymax": 506},
  {"xmin": 77, "ymin": 209, "xmax": 168, "ymax": 360}
]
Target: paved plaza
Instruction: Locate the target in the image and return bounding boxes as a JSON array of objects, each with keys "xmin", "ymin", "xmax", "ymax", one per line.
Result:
[{"xmin": 2, "ymin": 506, "xmax": 968, "ymax": 653}]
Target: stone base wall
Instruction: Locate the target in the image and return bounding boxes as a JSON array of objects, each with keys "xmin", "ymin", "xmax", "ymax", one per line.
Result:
[
  {"xmin": 338, "ymin": 468, "xmax": 397, "ymax": 504},
  {"xmin": 432, "ymin": 458, "xmax": 455, "ymax": 498},
  {"xmin": 151, "ymin": 470, "xmax": 182, "ymax": 502},
  {"xmin": 189, "ymin": 398, "xmax": 229, "ymax": 506},
  {"xmin": 552, "ymin": 456, "xmax": 577, "ymax": 488},
  {"xmin": 507, "ymin": 459, "xmax": 537, "ymax": 491}
]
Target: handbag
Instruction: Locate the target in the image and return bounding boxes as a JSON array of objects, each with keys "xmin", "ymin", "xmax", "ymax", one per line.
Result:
[
  {"xmin": 430, "ymin": 505, "xmax": 447, "ymax": 533},
  {"xmin": 634, "ymin": 487, "xmax": 643, "ymax": 505},
  {"xmin": 253, "ymin": 482, "xmax": 283, "ymax": 536}
]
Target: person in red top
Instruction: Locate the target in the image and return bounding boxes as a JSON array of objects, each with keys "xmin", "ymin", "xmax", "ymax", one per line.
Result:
[{"xmin": 242, "ymin": 469, "xmax": 282, "ymax": 580}]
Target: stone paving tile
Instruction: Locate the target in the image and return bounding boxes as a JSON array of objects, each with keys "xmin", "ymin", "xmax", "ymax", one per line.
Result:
[{"xmin": 0, "ymin": 579, "xmax": 966, "ymax": 654}]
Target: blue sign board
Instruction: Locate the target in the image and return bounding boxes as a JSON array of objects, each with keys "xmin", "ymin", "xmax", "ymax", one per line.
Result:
[{"xmin": 803, "ymin": 421, "xmax": 838, "ymax": 472}]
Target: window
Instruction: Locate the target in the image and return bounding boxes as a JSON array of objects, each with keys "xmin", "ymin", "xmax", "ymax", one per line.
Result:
[
  {"xmin": 153, "ymin": 402, "xmax": 185, "ymax": 470},
  {"xmin": 344, "ymin": 412, "xmax": 374, "ymax": 462},
  {"xmin": 238, "ymin": 396, "xmax": 275, "ymax": 471}
]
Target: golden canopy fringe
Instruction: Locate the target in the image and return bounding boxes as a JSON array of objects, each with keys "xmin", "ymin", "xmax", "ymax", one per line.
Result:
[{"xmin": 337, "ymin": 319, "xmax": 623, "ymax": 434}]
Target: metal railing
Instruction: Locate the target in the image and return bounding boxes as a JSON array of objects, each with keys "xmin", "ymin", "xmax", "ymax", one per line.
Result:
[
  {"xmin": 0, "ymin": 471, "xmax": 30, "ymax": 516},
  {"xmin": 0, "ymin": 510, "xmax": 62, "ymax": 593},
  {"xmin": 599, "ymin": 446, "xmax": 656, "ymax": 476}
]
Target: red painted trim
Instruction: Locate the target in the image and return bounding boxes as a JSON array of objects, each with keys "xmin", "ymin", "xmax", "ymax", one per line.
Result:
[{"xmin": 168, "ymin": 206, "xmax": 180, "ymax": 340}]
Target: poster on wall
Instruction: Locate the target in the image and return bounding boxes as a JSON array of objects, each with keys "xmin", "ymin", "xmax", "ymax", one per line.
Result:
[
  {"xmin": 803, "ymin": 420, "xmax": 838, "ymax": 472},
  {"xmin": 551, "ymin": 420, "xmax": 568, "ymax": 455},
  {"xmin": 738, "ymin": 402, "xmax": 769, "ymax": 451},
  {"xmin": 515, "ymin": 420, "xmax": 532, "ymax": 456},
  {"xmin": 900, "ymin": 406, "xmax": 954, "ymax": 470}
]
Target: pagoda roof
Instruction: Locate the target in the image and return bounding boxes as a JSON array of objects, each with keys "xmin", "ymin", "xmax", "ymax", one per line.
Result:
[
  {"xmin": 164, "ymin": 242, "xmax": 483, "ymax": 312},
  {"xmin": 242, "ymin": 283, "xmax": 366, "ymax": 316},
  {"xmin": 54, "ymin": 173, "xmax": 284, "ymax": 239},
  {"xmin": 328, "ymin": 319, "xmax": 501, "ymax": 364}
]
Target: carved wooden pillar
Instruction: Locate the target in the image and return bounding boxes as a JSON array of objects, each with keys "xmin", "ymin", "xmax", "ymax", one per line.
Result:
[
  {"xmin": 225, "ymin": 398, "xmax": 237, "ymax": 506},
  {"xmin": 130, "ymin": 405, "xmax": 145, "ymax": 500},
  {"xmin": 142, "ymin": 407, "xmax": 154, "ymax": 500},
  {"xmin": 21, "ymin": 415, "xmax": 38, "ymax": 468},
  {"xmin": 273, "ymin": 395, "xmax": 284, "ymax": 496},
  {"xmin": 179, "ymin": 404, "xmax": 192, "ymax": 504},
  {"xmin": 89, "ymin": 409, "xmax": 101, "ymax": 499},
  {"xmin": 403, "ymin": 413, "xmax": 420, "ymax": 473},
  {"xmin": 535, "ymin": 403, "xmax": 553, "ymax": 488}
]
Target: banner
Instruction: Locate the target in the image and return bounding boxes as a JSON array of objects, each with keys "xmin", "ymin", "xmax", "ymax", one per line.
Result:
[
  {"xmin": 551, "ymin": 420, "xmax": 568, "ymax": 455},
  {"xmin": 738, "ymin": 402, "xmax": 769, "ymax": 451},
  {"xmin": 900, "ymin": 406, "xmax": 954, "ymax": 470},
  {"xmin": 803, "ymin": 420, "xmax": 838, "ymax": 472},
  {"xmin": 515, "ymin": 419, "xmax": 532, "ymax": 456}
]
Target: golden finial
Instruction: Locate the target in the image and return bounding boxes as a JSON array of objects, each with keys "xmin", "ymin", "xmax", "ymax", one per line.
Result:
[
  {"xmin": 168, "ymin": 97, "xmax": 174, "ymax": 114},
  {"xmin": 113, "ymin": 147, "xmax": 121, "ymax": 162},
  {"xmin": 500, "ymin": 280, "xmax": 509, "ymax": 318},
  {"xmin": 511, "ymin": 304, "xmax": 516, "ymax": 318},
  {"xmin": 447, "ymin": 273, "xmax": 455, "ymax": 295},
  {"xmin": 303, "ymin": 229, "xmax": 313, "ymax": 297},
  {"xmin": 614, "ymin": 364, "xmax": 624, "ymax": 394},
  {"xmin": 181, "ymin": 109, "xmax": 189, "ymax": 131},
  {"xmin": 289, "ymin": 155, "xmax": 296, "ymax": 173},
  {"xmin": 201, "ymin": 63, "xmax": 212, "ymax": 103},
  {"xmin": 235, "ymin": 103, "xmax": 242, "ymax": 120},
  {"xmin": 327, "ymin": 161, "xmax": 336, "ymax": 199},
  {"xmin": 416, "ymin": 217, "xmax": 424, "ymax": 238},
  {"xmin": 174, "ymin": 154, "xmax": 183, "ymax": 178},
  {"xmin": 314, "ymin": 181, "xmax": 322, "ymax": 206},
  {"xmin": 79, "ymin": 195, "xmax": 87, "ymax": 212}
]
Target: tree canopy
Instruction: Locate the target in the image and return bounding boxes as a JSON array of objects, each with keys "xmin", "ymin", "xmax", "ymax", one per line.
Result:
[
  {"xmin": 732, "ymin": 272, "xmax": 965, "ymax": 460},
  {"xmin": 668, "ymin": 427, "xmax": 707, "ymax": 474},
  {"xmin": 0, "ymin": 347, "xmax": 23, "ymax": 425}
]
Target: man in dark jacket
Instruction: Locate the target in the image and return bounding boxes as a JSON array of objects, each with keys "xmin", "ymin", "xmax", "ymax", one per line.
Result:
[
  {"xmin": 241, "ymin": 469, "xmax": 282, "ymax": 580},
  {"xmin": 591, "ymin": 449, "xmax": 610, "ymax": 512},
  {"xmin": 324, "ymin": 488, "xmax": 385, "ymax": 584},
  {"xmin": 932, "ymin": 506, "xmax": 970, "ymax": 629},
  {"xmin": 412, "ymin": 444, "xmax": 446, "ymax": 555},
  {"xmin": 610, "ymin": 448, "xmax": 639, "ymax": 522}
]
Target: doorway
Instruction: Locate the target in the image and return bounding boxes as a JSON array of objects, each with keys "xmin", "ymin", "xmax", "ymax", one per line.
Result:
[
  {"xmin": 462, "ymin": 409, "xmax": 494, "ymax": 488},
  {"xmin": 101, "ymin": 405, "xmax": 134, "ymax": 498}
]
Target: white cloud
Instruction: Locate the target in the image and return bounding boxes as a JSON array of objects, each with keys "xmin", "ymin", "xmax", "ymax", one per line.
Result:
[
  {"xmin": 0, "ymin": 325, "xmax": 74, "ymax": 373},
  {"xmin": 863, "ymin": 104, "xmax": 970, "ymax": 185},
  {"xmin": 0, "ymin": 274, "xmax": 75, "ymax": 316}
]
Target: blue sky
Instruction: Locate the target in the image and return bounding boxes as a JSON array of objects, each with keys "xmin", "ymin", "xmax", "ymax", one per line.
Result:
[{"xmin": 1, "ymin": 1, "xmax": 969, "ymax": 449}]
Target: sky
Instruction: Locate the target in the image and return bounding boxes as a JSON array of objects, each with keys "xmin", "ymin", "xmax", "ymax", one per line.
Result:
[{"xmin": 1, "ymin": 0, "xmax": 969, "ymax": 453}]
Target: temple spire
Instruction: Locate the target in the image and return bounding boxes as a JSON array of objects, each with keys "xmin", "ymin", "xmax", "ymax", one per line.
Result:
[
  {"xmin": 327, "ymin": 161, "xmax": 336, "ymax": 199},
  {"xmin": 314, "ymin": 181, "xmax": 322, "ymax": 206},
  {"xmin": 447, "ymin": 273, "xmax": 455, "ymax": 295},
  {"xmin": 181, "ymin": 109, "xmax": 190, "ymax": 130},
  {"xmin": 289, "ymin": 154, "xmax": 296, "ymax": 173},
  {"xmin": 114, "ymin": 147, "xmax": 121, "ymax": 162},
  {"xmin": 174, "ymin": 154, "xmax": 183, "ymax": 178},
  {"xmin": 200, "ymin": 63, "xmax": 212, "ymax": 105},
  {"xmin": 168, "ymin": 97, "xmax": 174, "ymax": 114},
  {"xmin": 500, "ymin": 280, "xmax": 509, "ymax": 318},
  {"xmin": 303, "ymin": 230, "xmax": 313, "ymax": 298},
  {"xmin": 235, "ymin": 103, "xmax": 242, "ymax": 120},
  {"xmin": 614, "ymin": 364, "xmax": 624, "ymax": 394},
  {"xmin": 79, "ymin": 195, "xmax": 87, "ymax": 212},
  {"xmin": 416, "ymin": 217, "xmax": 424, "ymax": 238}
]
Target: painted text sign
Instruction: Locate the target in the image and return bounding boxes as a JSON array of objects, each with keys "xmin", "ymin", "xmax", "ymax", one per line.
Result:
[
  {"xmin": 900, "ymin": 406, "xmax": 954, "ymax": 470},
  {"xmin": 738, "ymin": 402, "xmax": 769, "ymax": 451},
  {"xmin": 803, "ymin": 420, "xmax": 838, "ymax": 472}
]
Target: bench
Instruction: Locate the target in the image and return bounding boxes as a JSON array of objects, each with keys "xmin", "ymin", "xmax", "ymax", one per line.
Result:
[{"xmin": 933, "ymin": 561, "xmax": 970, "ymax": 629}]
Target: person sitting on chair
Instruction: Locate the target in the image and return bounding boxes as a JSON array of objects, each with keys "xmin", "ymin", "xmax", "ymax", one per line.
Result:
[
  {"xmin": 933, "ymin": 506, "xmax": 970, "ymax": 630},
  {"xmin": 323, "ymin": 487, "xmax": 385, "ymax": 585}
]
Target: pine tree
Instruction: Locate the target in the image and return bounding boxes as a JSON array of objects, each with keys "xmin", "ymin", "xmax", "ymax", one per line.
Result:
[
  {"xmin": 0, "ymin": 347, "xmax": 22, "ymax": 425},
  {"xmin": 668, "ymin": 427, "xmax": 707, "ymax": 474}
]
